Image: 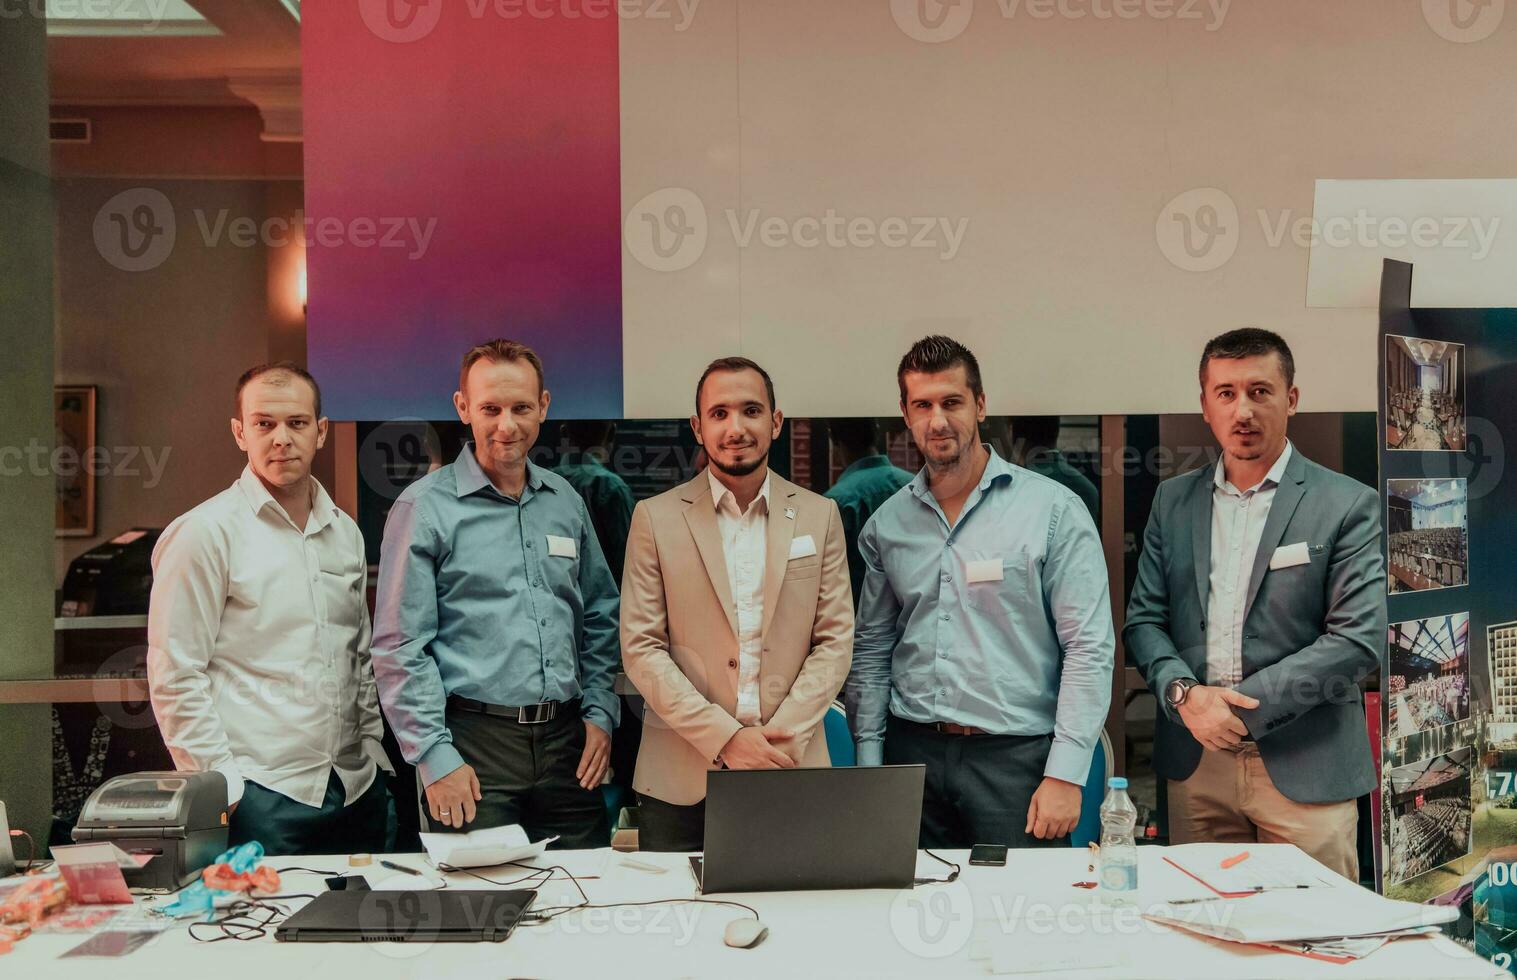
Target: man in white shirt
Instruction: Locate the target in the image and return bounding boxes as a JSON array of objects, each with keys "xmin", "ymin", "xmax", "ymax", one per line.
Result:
[{"xmin": 147, "ymin": 363, "xmax": 395, "ymax": 855}]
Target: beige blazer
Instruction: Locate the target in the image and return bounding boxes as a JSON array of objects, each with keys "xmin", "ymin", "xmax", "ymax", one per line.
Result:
[{"xmin": 620, "ymin": 469, "xmax": 854, "ymax": 805}]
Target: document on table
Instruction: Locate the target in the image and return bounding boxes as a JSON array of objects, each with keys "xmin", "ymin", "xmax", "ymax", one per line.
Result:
[
  {"xmin": 1161, "ymin": 842, "xmax": 1339, "ymax": 896},
  {"xmin": 1148, "ymin": 886, "xmax": 1458, "ymax": 944},
  {"xmin": 419, "ymin": 823, "xmax": 557, "ymax": 869}
]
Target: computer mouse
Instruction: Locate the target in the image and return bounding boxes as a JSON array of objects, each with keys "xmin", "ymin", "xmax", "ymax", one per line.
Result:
[{"xmin": 723, "ymin": 918, "xmax": 769, "ymax": 949}]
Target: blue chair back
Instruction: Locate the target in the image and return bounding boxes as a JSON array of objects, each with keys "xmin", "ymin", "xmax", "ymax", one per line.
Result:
[
  {"xmin": 823, "ymin": 701, "xmax": 855, "ymax": 766},
  {"xmin": 1071, "ymin": 728, "xmax": 1114, "ymax": 847}
]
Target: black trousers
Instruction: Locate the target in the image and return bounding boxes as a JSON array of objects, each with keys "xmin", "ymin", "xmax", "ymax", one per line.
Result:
[
  {"xmin": 885, "ymin": 715, "xmax": 1066, "ymax": 849},
  {"xmin": 230, "ymin": 768, "xmax": 396, "ymax": 857},
  {"xmin": 637, "ymin": 794, "xmax": 706, "ymax": 853},
  {"xmin": 432, "ymin": 705, "xmax": 609, "ymax": 848}
]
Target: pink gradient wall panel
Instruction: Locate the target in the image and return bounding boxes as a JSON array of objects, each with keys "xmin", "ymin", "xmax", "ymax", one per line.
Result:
[{"xmin": 303, "ymin": 3, "xmax": 621, "ymax": 419}]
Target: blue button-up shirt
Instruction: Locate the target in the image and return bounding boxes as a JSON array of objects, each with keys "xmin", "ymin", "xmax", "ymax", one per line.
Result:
[
  {"xmin": 371, "ymin": 445, "xmax": 621, "ymax": 785},
  {"xmin": 844, "ymin": 448, "xmax": 1114, "ymax": 785}
]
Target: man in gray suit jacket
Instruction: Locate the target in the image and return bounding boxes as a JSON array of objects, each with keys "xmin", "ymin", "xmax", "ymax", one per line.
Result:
[{"xmin": 1125, "ymin": 328, "xmax": 1384, "ymax": 880}]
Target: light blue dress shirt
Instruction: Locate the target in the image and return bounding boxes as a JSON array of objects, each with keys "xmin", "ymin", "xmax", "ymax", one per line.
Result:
[
  {"xmin": 371, "ymin": 445, "xmax": 621, "ymax": 786},
  {"xmin": 844, "ymin": 447, "xmax": 1114, "ymax": 784}
]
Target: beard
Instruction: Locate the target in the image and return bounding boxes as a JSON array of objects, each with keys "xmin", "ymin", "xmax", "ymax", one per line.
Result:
[{"xmin": 710, "ymin": 447, "xmax": 769, "ymax": 478}]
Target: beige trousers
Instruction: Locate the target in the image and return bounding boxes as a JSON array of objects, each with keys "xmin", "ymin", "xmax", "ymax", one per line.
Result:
[{"xmin": 1167, "ymin": 742, "xmax": 1359, "ymax": 881}]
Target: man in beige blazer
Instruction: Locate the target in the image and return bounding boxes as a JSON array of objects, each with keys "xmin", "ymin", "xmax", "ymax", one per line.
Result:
[{"xmin": 621, "ymin": 356, "xmax": 854, "ymax": 851}]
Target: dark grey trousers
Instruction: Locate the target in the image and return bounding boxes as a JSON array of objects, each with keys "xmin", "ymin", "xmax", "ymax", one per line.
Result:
[
  {"xmin": 885, "ymin": 714, "xmax": 1067, "ymax": 849},
  {"xmin": 230, "ymin": 769, "xmax": 396, "ymax": 857},
  {"xmin": 431, "ymin": 705, "xmax": 609, "ymax": 848},
  {"xmin": 637, "ymin": 793, "xmax": 706, "ymax": 853}
]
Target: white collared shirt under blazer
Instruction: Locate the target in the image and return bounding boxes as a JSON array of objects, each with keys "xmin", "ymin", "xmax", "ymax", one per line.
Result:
[
  {"xmin": 621, "ymin": 469, "xmax": 855, "ymax": 806},
  {"xmin": 147, "ymin": 466, "xmax": 391, "ymax": 808},
  {"xmin": 709, "ymin": 470, "xmax": 770, "ymax": 727}
]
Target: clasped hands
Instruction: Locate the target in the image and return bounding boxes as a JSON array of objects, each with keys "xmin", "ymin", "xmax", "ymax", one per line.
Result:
[{"xmin": 1178, "ymin": 684, "xmax": 1262, "ymax": 751}]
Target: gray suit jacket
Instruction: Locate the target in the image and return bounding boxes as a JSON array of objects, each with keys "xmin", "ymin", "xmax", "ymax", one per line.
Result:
[{"xmin": 1124, "ymin": 449, "xmax": 1385, "ymax": 804}]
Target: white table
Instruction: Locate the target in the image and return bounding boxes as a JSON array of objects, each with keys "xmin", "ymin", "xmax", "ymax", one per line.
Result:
[{"xmin": 7, "ymin": 847, "xmax": 1504, "ymax": 978}]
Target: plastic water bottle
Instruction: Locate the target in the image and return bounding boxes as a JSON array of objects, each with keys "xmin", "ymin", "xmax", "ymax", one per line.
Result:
[{"xmin": 1097, "ymin": 776, "xmax": 1139, "ymax": 907}]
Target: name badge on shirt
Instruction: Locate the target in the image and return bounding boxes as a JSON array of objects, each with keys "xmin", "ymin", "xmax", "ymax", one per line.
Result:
[
  {"xmin": 789, "ymin": 534, "xmax": 817, "ymax": 560},
  {"xmin": 546, "ymin": 534, "xmax": 578, "ymax": 559},
  {"xmin": 1268, "ymin": 541, "xmax": 1311, "ymax": 570},
  {"xmin": 966, "ymin": 559, "xmax": 1005, "ymax": 583}
]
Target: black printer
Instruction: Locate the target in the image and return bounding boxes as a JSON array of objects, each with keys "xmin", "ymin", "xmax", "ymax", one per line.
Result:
[
  {"xmin": 58, "ymin": 528, "xmax": 161, "ymax": 617},
  {"xmin": 72, "ymin": 771, "xmax": 229, "ymax": 892}
]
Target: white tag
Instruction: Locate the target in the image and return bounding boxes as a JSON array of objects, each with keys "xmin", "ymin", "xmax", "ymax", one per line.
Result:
[
  {"xmin": 1269, "ymin": 541, "xmax": 1311, "ymax": 570},
  {"xmin": 966, "ymin": 559, "xmax": 1005, "ymax": 583},
  {"xmin": 789, "ymin": 534, "xmax": 817, "ymax": 560},
  {"xmin": 546, "ymin": 534, "xmax": 578, "ymax": 559}
]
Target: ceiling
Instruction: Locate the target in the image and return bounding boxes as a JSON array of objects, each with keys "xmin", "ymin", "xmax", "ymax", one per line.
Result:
[{"xmin": 48, "ymin": 0, "xmax": 301, "ymax": 137}]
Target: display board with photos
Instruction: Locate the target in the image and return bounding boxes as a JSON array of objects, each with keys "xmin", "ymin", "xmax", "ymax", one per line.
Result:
[{"xmin": 1378, "ymin": 260, "xmax": 1517, "ymax": 973}]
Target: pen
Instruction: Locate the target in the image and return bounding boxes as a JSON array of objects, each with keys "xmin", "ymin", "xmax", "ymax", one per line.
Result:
[{"xmin": 380, "ymin": 860, "xmax": 422, "ymax": 876}]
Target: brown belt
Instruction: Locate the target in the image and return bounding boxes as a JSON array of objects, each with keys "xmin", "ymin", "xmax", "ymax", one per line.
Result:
[{"xmin": 932, "ymin": 721, "xmax": 991, "ymax": 736}]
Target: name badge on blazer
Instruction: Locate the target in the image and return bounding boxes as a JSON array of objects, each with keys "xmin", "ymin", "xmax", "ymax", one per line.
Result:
[
  {"xmin": 546, "ymin": 534, "xmax": 578, "ymax": 559},
  {"xmin": 789, "ymin": 534, "xmax": 817, "ymax": 560},
  {"xmin": 966, "ymin": 559, "xmax": 1005, "ymax": 583},
  {"xmin": 1268, "ymin": 541, "xmax": 1311, "ymax": 570}
]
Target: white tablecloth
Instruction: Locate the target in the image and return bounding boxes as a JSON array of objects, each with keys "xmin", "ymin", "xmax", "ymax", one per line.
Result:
[{"xmin": 6, "ymin": 846, "xmax": 1504, "ymax": 978}]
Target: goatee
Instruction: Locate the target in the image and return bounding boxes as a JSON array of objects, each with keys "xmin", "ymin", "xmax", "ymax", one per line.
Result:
[{"xmin": 711, "ymin": 451, "xmax": 768, "ymax": 478}]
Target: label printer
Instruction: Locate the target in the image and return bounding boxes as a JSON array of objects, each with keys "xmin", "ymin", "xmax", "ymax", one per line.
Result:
[{"xmin": 72, "ymin": 771, "xmax": 229, "ymax": 892}]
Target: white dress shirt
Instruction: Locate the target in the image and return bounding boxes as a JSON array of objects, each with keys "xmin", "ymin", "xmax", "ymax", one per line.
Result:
[
  {"xmin": 147, "ymin": 466, "xmax": 391, "ymax": 808},
  {"xmin": 1206, "ymin": 442, "xmax": 1293, "ymax": 688},
  {"xmin": 709, "ymin": 470, "xmax": 770, "ymax": 727}
]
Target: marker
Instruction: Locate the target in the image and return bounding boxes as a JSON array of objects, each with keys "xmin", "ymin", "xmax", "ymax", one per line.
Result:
[{"xmin": 379, "ymin": 860, "xmax": 422, "ymax": 876}]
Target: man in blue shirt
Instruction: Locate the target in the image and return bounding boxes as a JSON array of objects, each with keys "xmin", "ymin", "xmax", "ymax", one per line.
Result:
[
  {"xmin": 824, "ymin": 418, "xmax": 914, "ymax": 606},
  {"xmin": 845, "ymin": 336, "xmax": 1114, "ymax": 847},
  {"xmin": 372, "ymin": 340, "xmax": 620, "ymax": 847}
]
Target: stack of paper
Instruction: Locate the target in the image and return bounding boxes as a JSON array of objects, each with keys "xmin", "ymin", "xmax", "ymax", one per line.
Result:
[
  {"xmin": 1161, "ymin": 842, "xmax": 1341, "ymax": 896},
  {"xmin": 418, "ymin": 824, "xmax": 556, "ymax": 869},
  {"xmin": 1147, "ymin": 886, "xmax": 1458, "ymax": 962}
]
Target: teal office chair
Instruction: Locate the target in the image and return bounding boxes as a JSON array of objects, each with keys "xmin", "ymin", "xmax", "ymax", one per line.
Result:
[
  {"xmin": 823, "ymin": 700, "xmax": 856, "ymax": 766},
  {"xmin": 1070, "ymin": 728, "xmax": 1115, "ymax": 847}
]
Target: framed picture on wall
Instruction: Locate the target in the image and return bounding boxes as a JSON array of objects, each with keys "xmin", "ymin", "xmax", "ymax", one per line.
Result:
[{"xmin": 55, "ymin": 385, "xmax": 97, "ymax": 537}]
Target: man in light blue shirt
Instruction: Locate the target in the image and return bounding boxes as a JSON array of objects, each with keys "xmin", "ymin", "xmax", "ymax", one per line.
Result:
[
  {"xmin": 372, "ymin": 340, "xmax": 619, "ymax": 847},
  {"xmin": 845, "ymin": 336, "xmax": 1114, "ymax": 848}
]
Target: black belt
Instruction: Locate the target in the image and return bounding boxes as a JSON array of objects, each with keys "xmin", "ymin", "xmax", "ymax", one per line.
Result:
[{"xmin": 447, "ymin": 695, "xmax": 578, "ymax": 725}]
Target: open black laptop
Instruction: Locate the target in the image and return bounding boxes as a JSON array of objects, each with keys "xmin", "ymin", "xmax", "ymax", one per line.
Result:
[
  {"xmin": 692, "ymin": 765, "xmax": 926, "ymax": 894},
  {"xmin": 275, "ymin": 889, "xmax": 535, "ymax": 943}
]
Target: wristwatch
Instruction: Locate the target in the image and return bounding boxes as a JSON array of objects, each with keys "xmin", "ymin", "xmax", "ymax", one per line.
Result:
[{"xmin": 1165, "ymin": 677, "xmax": 1199, "ymax": 708}]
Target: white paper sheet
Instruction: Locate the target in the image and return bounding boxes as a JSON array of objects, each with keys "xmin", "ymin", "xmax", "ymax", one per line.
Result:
[{"xmin": 418, "ymin": 824, "xmax": 556, "ymax": 869}]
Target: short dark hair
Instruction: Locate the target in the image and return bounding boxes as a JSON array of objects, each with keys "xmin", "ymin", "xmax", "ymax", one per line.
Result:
[
  {"xmin": 695, "ymin": 356, "xmax": 776, "ymax": 414},
  {"xmin": 460, "ymin": 338, "xmax": 545, "ymax": 395},
  {"xmin": 561, "ymin": 420, "xmax": 615, "ymax": 449},
  {"xmin": 829, "ymin": 418, "xmax": 880, "ymax": 457},
  {"xmin": 897, "ymin": 335, "xmax": 984, "ymax": 404},
  {"xmin": 1199, "ymin": 328, "xmax": 1295, "ymax": 388},
  {"xmin": 235, "ymin": 362, "xmax": 322, "ymax": 418}
]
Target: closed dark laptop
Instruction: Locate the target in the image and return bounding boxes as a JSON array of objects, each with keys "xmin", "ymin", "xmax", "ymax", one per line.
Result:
[
  {"xmin": 275, "ymin": 889, "xmax": 535, "ymax": 943},
  {"xmin": 699, "ymin": 765, "xmax": 925, "ymax": 893}
]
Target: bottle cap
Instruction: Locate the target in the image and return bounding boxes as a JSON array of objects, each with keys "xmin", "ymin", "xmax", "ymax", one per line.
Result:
[{"xmin": 1107, "ymin": 777, "xmax": 1128, "ymax": 789}]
